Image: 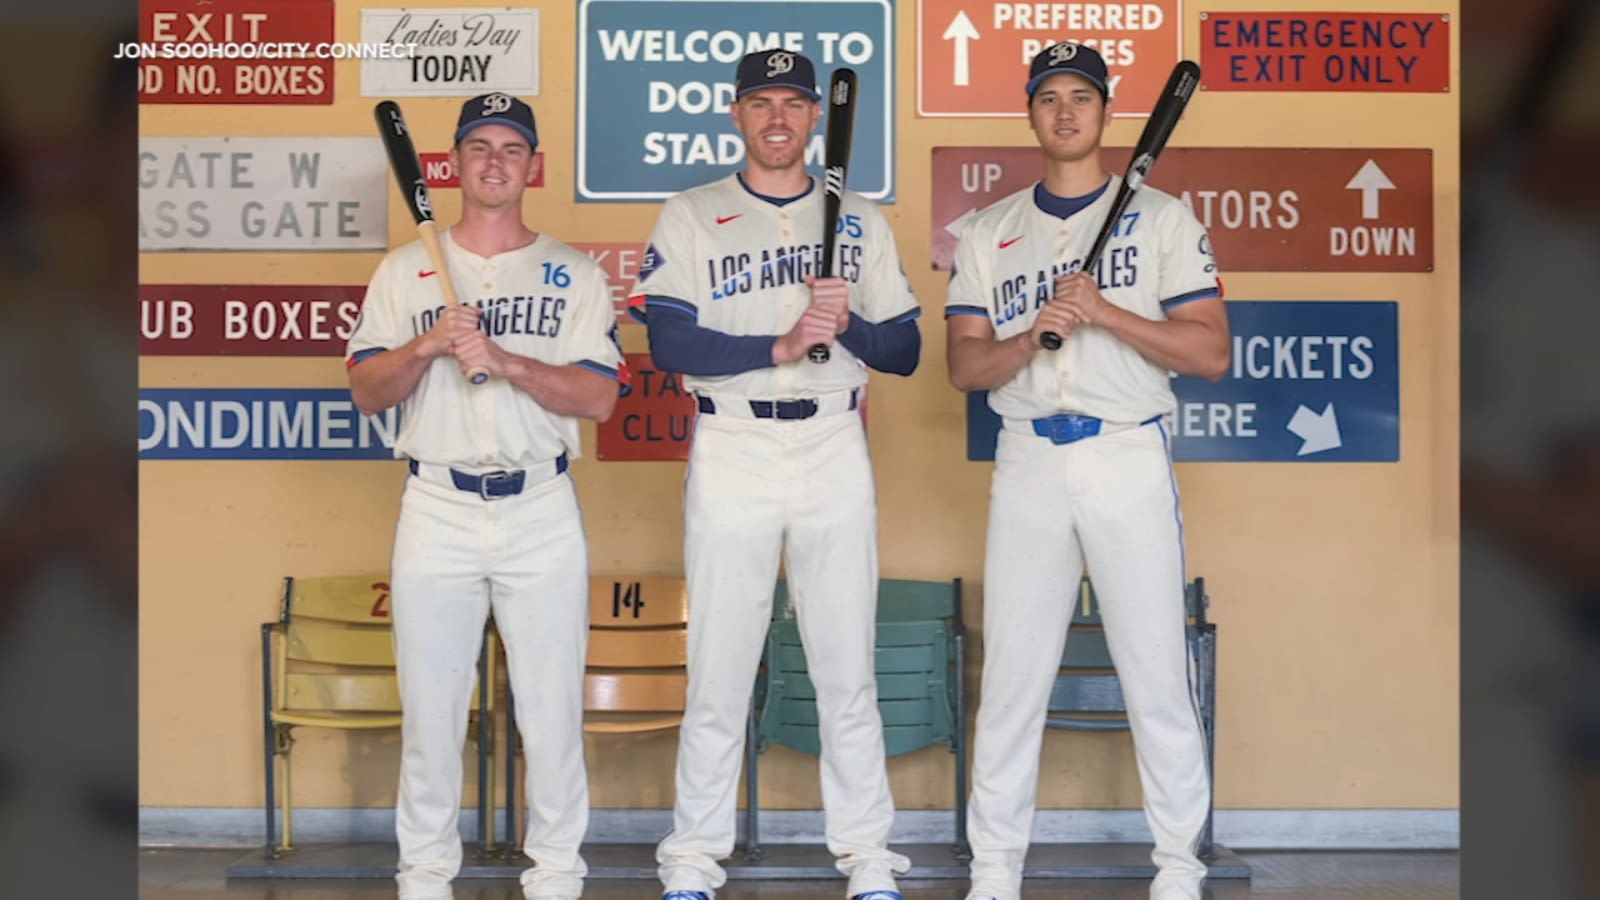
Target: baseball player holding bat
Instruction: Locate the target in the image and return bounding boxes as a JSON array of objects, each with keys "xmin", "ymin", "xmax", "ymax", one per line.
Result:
[
  {"xmin": 626, "ymin": 49, "xmax": 920, "ymax": 900},
  {"xmin": 346, "ymin": 93, "xmax": 627, "ymax": 900},
  {"xmin": 944, "ymin": 44, "xmax": 1229, "ymax": 900}
]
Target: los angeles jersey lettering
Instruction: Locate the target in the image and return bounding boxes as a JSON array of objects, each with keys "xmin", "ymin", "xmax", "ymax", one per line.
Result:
[
  {"xmin": 945, "ymin": 177, "xmax": 1220, "ymax": 424},
  {"xmin": 345, "ymin": 228, "xmax": 625, "ymax": 469},
  {"xmin": 626, "ymin": 173, "xmax": 918, "ymax": 400}
]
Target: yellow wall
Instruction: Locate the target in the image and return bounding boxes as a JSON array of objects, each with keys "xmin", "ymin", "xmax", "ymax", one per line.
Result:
[{"xmin": 139, "ymin": 0, "xmax": 1459, "ymax": 814}]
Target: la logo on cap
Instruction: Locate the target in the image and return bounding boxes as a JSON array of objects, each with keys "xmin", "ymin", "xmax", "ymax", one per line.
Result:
[{"xmin": 766, "ymin": 51, "xmax": 795, "ymax": 77}]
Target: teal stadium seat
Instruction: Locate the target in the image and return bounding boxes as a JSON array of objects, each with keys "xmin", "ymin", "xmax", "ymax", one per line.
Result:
[
  {"xmin": 745, "ymin": 578, "xmax": 969, "ymax": 861},
  {"xmin": 1048, "ymin": 576, "xmax": 1219, "ymax": 858}
]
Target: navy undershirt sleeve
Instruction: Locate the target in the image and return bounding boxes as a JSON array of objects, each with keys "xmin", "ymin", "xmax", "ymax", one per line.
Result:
[
  {"xmin": 836, "ymin": 311, "xmax": 921, "ymax": 376},
  {"xmin": 644, "ymin": 299, "xmax": 776, "ymax": 377}
]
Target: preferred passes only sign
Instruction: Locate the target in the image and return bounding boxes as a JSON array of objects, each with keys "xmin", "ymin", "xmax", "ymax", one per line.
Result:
[{"xmin": 918, "ymin": 0, "xmax": 1181, "ymax": 116}]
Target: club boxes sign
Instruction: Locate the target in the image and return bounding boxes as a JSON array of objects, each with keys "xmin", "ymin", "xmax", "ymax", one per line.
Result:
[
  {"xmin": 1199, "ymin": 12, "xmax": 1451, "ymax": 92},
  {"xmin": 965, "ymin": 301, "xmax": 1401, "ymax": 463},
  {"xmin": 360, "ymin": 8, "xmax": 539, "ymax": 96},
  {"xmin": 577, "ymin": 0, "xmax": 894, "ymax": 202},
  {"xmin": 916, "ymin": 0, "xmax": 1182, "ymax": 116},
  {"xmin": 139, "ymin": 137, "xmax": 388, "ymax": 251},
  {"xmin": 140, "ymin": 285, "xmax": 365, "ymax": 355},
  {"xmin": 573, "ymin": 242, "xmax": 649, "ymax": 325},
  {"xmin": 932, "ymin": 147, "xmax": 1433, "ymax": 272},
  {"xmin": 596, "ymin": 353, "xmax": 698, "ymax": 460},
  {"xmin": 137, "ymin": 0, "xmax": 335, "ymax": 104},
  {"xmin": 139, "ymin": 388, "xmax": 401, "ymax": 459}
]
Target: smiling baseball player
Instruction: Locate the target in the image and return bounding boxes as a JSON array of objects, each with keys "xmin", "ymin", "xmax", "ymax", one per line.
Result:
[
  {"xmin": 944, "ymin": 44, "xmax": 1230, "ymax": 900},
  {"xmin": 626, "ymin": 49, "xmax": 921, "ymax": 900},
  {"xmin": 345, "ymin": 92, "xmax": 626, "ymax": 900}
]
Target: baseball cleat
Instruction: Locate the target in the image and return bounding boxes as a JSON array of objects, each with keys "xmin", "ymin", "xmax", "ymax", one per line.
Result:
[
  {"xmin": 662, "ymin": 893, "xmax": 710, "ymax": 900},
  {"xmin": 851, "ymin": 892, "xmax": 903, "ymax": 900}
]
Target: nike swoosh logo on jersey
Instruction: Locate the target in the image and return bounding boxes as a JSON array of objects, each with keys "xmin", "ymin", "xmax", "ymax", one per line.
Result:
[
  {"xmin": 418, "ymin": 269, "xmax": 437, "ymax": 278},
  {"xmin": 716, "ymin": 215, "xmax": 742, "ymax": 225},
  {"xmin": 999, "ymin": 236, "xmax": 1023, "ymax": 249}
]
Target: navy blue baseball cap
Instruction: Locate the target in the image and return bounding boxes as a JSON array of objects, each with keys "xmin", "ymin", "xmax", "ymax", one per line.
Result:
[
  {"xmin": 1026, "ymin": 42, "xmax": 1109, "ymax": 101},
  {"xmin": 735, "ymin": 49, "xmax": 821, "ymax": 101},
  {"xmin": 455, "ymin": 92, "xmax": 539, "ymax": 149}
]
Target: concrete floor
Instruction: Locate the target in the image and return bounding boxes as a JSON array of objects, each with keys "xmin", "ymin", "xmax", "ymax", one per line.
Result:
[{"xmin": 141, "ymin": 847, "xmax": 1460, "ymax": 899}]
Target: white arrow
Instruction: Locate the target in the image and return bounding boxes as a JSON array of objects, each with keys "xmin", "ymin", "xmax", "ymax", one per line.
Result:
[
  {"xmin": 1345, "ymin": 159, "xmax": 1395, "ymax": 220},
  {"xmin": 944, "ymin": 208, "xmax": 976, "ymax": 238},
  {"xmin": 943, "ymin": 11, "xmax": 980, "ymax": 87},
  {"xmin": 1287, "ymin": 402, "xmax": 1342, "ymax": 456}
]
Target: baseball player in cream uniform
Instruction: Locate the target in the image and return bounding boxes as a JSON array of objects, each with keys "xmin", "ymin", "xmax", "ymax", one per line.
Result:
[
  {"xmin": 626, "ymin": 49, "xmax": 921, "ymax": 900},
  {"xmin": 944, "ymin": 45, "xmax": 1231, "ymax": 900},
  {"xmin": 346, "ymin": 93, "xmax": 626, "ymax": 900}
]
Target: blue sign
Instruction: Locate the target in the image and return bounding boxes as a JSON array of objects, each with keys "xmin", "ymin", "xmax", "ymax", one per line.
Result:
[
  {"xmin": 967, "ymin": 301, "xmax": 1400, "ymax": 463},
  {"xmin": 576, "ymin": 0, "xmax": 895, "ymax": 202},
  {"xmin": 139, "ymin": 388, "xmax": 401, "ymax": 460}
]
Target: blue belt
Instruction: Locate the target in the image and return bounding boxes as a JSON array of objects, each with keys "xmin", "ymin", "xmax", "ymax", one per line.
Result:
[
  {"xmin": 696, "ymin": 393, "xmax": 858, "ymax": 420},
  {"xmin": 1031, "ymin": 414, "xmax": 1160, "ymax": 446},
  {"xmin": 408, "ymin": 454, "xmax": 568, "ymax": 499}
]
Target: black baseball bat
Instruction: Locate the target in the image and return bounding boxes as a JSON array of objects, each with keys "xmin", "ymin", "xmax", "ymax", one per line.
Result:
[
  {"xmin": 373, "ymin": 100, "xmax": 488, "ymax": 384},
  {"xmin": 811, "ymin": 67, "xmax": 858, "ymax": 364},
  {"xmin": 1041, "ymin": 60, "xmax": 1202, "ymax": 351}
]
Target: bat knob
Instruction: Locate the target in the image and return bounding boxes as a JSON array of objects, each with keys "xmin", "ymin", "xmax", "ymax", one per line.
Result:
[
  {"xmin": 1040, "ymin": 332, "xmax": 1063, "ymax": 351},
  {"xmin": 807, "ymin": 344, "xmax": 831, "ymax": 364},
  {"xmin": 467, "ymin": 367, "xmax": 490, "ymax": 385}
]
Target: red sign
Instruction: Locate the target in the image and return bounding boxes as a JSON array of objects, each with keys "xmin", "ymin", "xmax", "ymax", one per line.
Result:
[
  {"xmin": 596, "ymin": 354, "xmax": 697, "ymax": 460},
  {"xmin": 1199, "ymin": 12, "xmax": 1451, "ymax": 92},
  {"xmin": 930, "ymin": 147, "xmax": 1434, "ymax": 272},
  {"xmin": 137, "ymin": 0, "xmax": 335, "ymax": 105},
  {"xmin": 573, "ymin": 242, "xmax": 649, "ymax": 326},
  {"xmin": 917, "ymin": 0, "xmax": 1182, "ymax": 117},
  {"xmin": 140, "ymin": 285, "xmax": 365, "ymax": 355},
  {"xmin": 420, "ymin": 152, "xmax": 546, "ymax": 188}
]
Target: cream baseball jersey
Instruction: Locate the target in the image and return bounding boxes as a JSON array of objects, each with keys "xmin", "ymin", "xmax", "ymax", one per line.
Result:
[
  {"xmin": 346, "ymin": 228, "xmax": 625, "ymax": 469},
  {"xmin": 626, "ymin": 173, "xmax": 920, "ymax": 398},
  {"xmin": 946, "ymin": 177, "xmax": 1221, "ymax": 424}
]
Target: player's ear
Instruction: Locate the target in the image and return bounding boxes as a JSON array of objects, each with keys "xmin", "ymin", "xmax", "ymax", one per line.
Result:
[{"xmin": 529, "ymin": 149, "xmax": 543, "ymax": 182}]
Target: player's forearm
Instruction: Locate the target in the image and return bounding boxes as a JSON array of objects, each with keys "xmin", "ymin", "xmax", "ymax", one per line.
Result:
[
  {"xmin": 1099, "ymin": 306, "xmax": 1230, "ymax": 381},
  {"xmin": 646, "ymin": 309, "xmax": 776, "ymax": 376},
  {"xmin": 503, "ymin": 356, "xmax": 619, "ymax": 422},
  {"xmin": 947, "ymin": 332, "xmax": 1035, "ymax": 392},
  {"xmin": 349, "ymin": 339, "xmax": 437, "ymax": 416},
  {"xmin": 837, "ymin": 313, "xmax": 921, "ymax": 376}
]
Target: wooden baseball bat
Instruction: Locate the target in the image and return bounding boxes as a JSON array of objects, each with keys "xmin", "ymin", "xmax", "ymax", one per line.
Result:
[
  {"xmin": 811, "ymin": 67, "xmax": 858, "ymax": 364},
  {"xmin": 373, "ymin": 100, "xmax": 488, "ymax": 384},
  {"xmin": 1042, "ymin": 60, "xmax": 1202, "ymax": 351}
]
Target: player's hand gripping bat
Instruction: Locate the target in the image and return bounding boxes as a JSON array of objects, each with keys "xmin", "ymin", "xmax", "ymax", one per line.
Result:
[
  {"xmin": 374, "ymin": 99, "xmax": 489, "ymax": 384},
  {"xmin": 810, "ymin": 67, "xmax": 858, "ymax": 364},
  {"xmin": 1041, "ymin": 60, "xmax": 1201, "ymax": 351}
]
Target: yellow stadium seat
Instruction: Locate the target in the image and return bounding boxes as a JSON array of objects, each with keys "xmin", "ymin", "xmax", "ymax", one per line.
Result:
[{"xmin": 259, "ymin": 574, "xmax": 499, "ymax": 857}]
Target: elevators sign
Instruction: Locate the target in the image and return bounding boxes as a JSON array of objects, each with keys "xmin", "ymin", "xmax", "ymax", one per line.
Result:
[{"xmin": 931, "ymin": 147, "xmax": 1434, "ymax": 273}]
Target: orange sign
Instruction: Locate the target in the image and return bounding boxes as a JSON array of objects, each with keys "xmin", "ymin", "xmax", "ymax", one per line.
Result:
[
  {"xmin": 930, "ymin": 147, "xmax": 1434, "ymax": 272},
  {"xmin": 596, "ymin": 353, "xmax": 697, "ymax": 461},
  {"xmin": 917, "ymin": 0, "xmax": 1183, "ymax": 117},
  {"xmin": 573, "ymin": 242, "xmax": 649, "ymax": 327}
]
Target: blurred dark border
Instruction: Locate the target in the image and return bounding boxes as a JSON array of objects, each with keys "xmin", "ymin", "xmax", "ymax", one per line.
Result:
[
  {"xmin": 0, "ymin": 5, "xmax": 139, "ymax": 897},
  {"xmin": 1460, "ymin": 0, "xmax": 1600, "ymax": 896}
]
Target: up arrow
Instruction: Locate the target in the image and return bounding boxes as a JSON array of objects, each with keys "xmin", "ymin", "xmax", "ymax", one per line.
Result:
[
  {"xmin": 944, "ymin": 208, "xmax": 976, "ymax": 238},
  {"xmin": 943, "ymin": 11, "xmax": 980, "ymax": 87},
  {"xmin": 1287, "ymin": 402, "xmax": 1342, "ymax": 456},
  {"xmin": 1345, "ymin": 158, "xmax": 1395, "ymax": 220}
]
